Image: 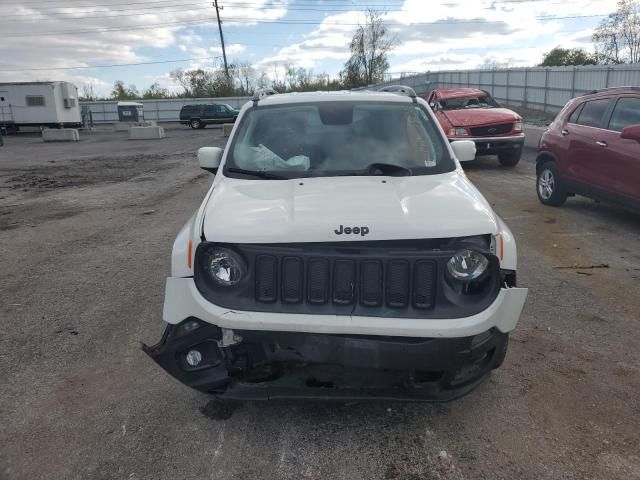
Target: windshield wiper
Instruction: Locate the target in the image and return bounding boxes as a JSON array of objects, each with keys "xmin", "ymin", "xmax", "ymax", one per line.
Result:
[
  {"xmin": 225, "ymin": 167, "xmax": 288, "ymax": 180},
  {"xmin": 365, "ymin": 163, "xmax": 413, "ymax": 177}
]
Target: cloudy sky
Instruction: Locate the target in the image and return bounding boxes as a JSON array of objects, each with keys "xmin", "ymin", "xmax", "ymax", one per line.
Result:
[{"xmin": 0, "ymin": 0, "xmax": 618, "ymax": 96}]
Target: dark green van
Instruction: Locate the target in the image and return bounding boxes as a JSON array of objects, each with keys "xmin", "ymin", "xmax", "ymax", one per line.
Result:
[{"xmin": 179, "ymin": 103, "xmax": 239, "ymax": 129}]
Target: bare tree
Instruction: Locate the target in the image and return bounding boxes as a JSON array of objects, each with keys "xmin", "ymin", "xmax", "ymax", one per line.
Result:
[
  {"xmin": 593, "ymin": 0, "xmax": 640, "ymax": 64},
  {"xmin": 284, "ymin": 62, "xmax": 297, "ymax": 90},
  {"xmin": 80, "ymin": 82, "xmax": 97, "ymax": 101},
  {"xmin": 235, "ymin": 61, "xmax": 256, "ymax": 94},
  {"xmin": 256, "ymin": 71, "xmax": 269, "ymax": 89},
  {"xmin": 341, "ymin": 10, "xmax": 396, "ymax": 88},
  {"xmin": 169, "ymin": 69, "xmax": 192, "ymax": 96}
]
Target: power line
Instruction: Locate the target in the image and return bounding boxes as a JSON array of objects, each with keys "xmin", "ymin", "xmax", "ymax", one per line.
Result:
[
  {"xmin": 2, "ymin": 1, "xmax": 403, "ymax": 17},
  {"xmin": 0, "ymin": 24, "xmax": 598, "ymax": 73},
  {"xmin": 4, "ymin": 6, "xmax": 214, "ymax": 19},
  {"xmin": 3, "ymin": 2, "xmax": 210, "ymax": 17},
  {"xmin": 0, "ymin": 0, "xmax": 590, "ymax": 18},
  {"xmin": 4, "ymin": 18, "xmax": 216, "ymax": 37},
  {"xmin": 1, "ymin": 0, "xmax": 202, "ymax": 6},
  {"xmin": 2, "ymin": 0, "xmax": 579, "ymax": 11},
  {"xmin": 2, "ymin": 1, "xmax": 583, "ymax": 19},
  {"xmin": 0, "ymin": 56, "xmax": 223, "ymax": 72},
  {"xmin": 3, "ymin": 3, "xmax": 402, "ymax": 19},
  {"xmin": 1, "ymin": 12, "xmax": 610, "ymax": 38},
  {"xmin": 0, "ymin": 0, "xmax": 399, "ymax": 7}
]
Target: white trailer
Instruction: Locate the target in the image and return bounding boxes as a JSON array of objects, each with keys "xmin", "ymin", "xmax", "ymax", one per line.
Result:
[{"xmin": 0, "ymin": 81, "xmax": 81, "ymax": 131}]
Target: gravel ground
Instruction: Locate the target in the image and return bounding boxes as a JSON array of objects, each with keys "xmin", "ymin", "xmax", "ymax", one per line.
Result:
[{"xmin": 0, "ymin": 125, "xmax": 639, "ymax": 480}]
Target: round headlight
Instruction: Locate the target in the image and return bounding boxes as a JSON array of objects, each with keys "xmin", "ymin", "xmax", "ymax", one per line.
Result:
[
  {"xmin": 207, "ymin": 248, "xmax": 245, "ymax": 286},
  {"xmin": 446, "ymin": 249, "xmax": 489, "ymax": 281}
]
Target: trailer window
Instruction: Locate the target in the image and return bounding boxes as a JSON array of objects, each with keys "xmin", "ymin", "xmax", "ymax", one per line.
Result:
[{"xmin": 26, "ymin": 95, "xmax": 45, "ymax": 107}]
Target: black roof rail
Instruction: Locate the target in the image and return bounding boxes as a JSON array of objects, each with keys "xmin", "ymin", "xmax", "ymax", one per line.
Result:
[
  {"xmin": 582, "ymin": 86, "xmax": 640, "ymax": 96},
  {"xmin": 378, "ymin": 85, "xmax": 417, "ymax": 103},
  {"xmin": 252, "ymin": 88, "xmax": 278, "ymax": 105}
]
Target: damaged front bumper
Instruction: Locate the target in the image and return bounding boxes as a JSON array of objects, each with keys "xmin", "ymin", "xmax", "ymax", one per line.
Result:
[{"xmin": 143, "ymin": 320, "xmax": 509, "ymax": 401}]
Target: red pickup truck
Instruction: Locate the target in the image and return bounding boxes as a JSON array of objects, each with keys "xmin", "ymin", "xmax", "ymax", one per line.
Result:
[{"xmin": 426, "ymin": 88, "xmax": 525, "ymax": 166}]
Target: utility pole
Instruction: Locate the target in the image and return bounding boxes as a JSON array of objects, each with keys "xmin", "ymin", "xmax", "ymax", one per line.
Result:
[{"xmin": 213, "ymin": 0, "xmax": 229, "ymax": 79}]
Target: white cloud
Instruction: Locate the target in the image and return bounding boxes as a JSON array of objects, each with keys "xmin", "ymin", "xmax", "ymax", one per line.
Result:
[
  {"xmin": 0, "ymin": 0, "xmax": 618, "ymax": 93},
  {"xmin": 255, "ymin": 0, "xmax": 617, "ymax": 77},
  {"xmin": 0, "ymin": 0, "xmax": 290, "ymax": 93}
]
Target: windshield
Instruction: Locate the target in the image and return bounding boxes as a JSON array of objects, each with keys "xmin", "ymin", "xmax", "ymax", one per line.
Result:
[
  {"xmin": 224, "ymin": 101, "xmax": 453, "ymax": 179},
  {"xmin": 440, "ymin": 95, "xmax": 499, "ymax": 110}
]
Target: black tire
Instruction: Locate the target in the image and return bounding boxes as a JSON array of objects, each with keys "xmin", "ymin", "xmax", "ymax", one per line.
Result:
[
  {"xmin": 536, "ymin": 161, "xmax": 567, "ymax": 206},
  {"xmin": 189, "ymin": 118, "xmax": 201, "ymax": 129},
  {"xmin": 498, "ymin": 148, "xmax": 522, "ymax": 166}
]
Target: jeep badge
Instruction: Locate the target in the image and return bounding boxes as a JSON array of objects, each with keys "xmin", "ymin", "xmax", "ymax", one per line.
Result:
[{"xmin": 334, "ymin": 225, "xmax": 369, "ymax": 236}]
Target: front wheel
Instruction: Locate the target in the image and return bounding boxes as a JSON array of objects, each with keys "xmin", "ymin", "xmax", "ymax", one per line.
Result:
[
  {"xmin": 498, "ymin": 148, "xmax": 522, "ymax": 166},
  {"xmin": 536, "ymin": 161, "xmax": 567, "ymax": 206},
  {"xmin": 190, "ymin": 118, "xmax": 201, "ymax": 129}
]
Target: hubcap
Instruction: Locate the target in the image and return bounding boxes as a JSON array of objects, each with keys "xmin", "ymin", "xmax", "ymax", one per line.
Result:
[
  {"xmin": 192, "ymin": 120, "xmax": 200, "ymax": 128},
  {"xmin": 538, "ymin": 169, "xmax": 555, "ymax": 200}
]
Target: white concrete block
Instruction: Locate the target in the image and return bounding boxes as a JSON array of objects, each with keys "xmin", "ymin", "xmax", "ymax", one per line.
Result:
[
  {"xmin": 115, "ymin": 121, "xmax": 157, "ymax": 131},
  {"xmin": 222, "ymin": 123, "xmax": 234, "ymax": 137},
  {"xmin": 129, "ymin": 126, "xmax": 165, "ymax": 140},
  {"xmin": 42, "ymin": 128, "xmax": 80, "ymax": 142}
]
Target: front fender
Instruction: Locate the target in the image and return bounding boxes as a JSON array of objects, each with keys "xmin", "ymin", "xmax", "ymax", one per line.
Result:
[
  {"xmin": 495, "ymin": 215, "xmax": 517, "ymax": 271},
  {"xmin": 171, "ymin": 214, "xmax": 197, "ymax": 277}
]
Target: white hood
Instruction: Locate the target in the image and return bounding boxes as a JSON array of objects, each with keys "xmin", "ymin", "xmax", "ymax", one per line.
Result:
[{"xmin": 202, "ymin": 172, "xmax": 499, "ymax": 243}]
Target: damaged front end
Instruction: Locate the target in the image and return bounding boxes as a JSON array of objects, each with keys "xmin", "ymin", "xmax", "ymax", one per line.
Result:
[{"xmin": 143, "ymin": 318, "xmax": 508, "ymax": 401}]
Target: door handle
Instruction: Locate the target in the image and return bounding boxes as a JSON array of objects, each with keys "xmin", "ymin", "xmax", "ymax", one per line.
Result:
[
  {"xmin": 561, "ymin": 129, "xmax": 569, "ymax": 136},
  {"xmin": 595, "ymin": 140, "xmax": 608, "ymax": 147}
]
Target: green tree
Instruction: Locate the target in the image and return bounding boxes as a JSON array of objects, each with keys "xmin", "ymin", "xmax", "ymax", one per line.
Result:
[
  {"xmin": 539, "ymin": 47, "xmax": 597, "ymax": 66},
  {"xmin": 340, "ymin": 9, "xmax": 395, "ymax": 88},
  {"xmin": 110, "ymin": 80, "xmax": 139, "ymax": 100},
  {"xmin": 141, "ymin": 82, "xmax": 169, "ymax": 99},
  {"xmin": 593, "ymin": 0, "xmax": 640, "ymax": 64}
]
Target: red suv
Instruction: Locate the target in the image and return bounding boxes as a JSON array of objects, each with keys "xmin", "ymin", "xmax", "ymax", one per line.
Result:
[
  {"xmin": 427, "ymin": 88, "xmax": 525, "ymax": 166},
  {"xmin": 536, "ymin": 87, "xmax": 640, "ymax": 210}
]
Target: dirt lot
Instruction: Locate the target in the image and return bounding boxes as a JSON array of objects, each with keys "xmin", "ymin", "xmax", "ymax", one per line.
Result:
[{"xmin": 1, "ymin": 125, "xmax": 639, "ymax": 480}]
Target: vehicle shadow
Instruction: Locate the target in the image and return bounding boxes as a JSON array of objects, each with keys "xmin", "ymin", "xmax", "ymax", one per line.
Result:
[{"xmin": 559, "ymin": 196, "xmax": 640, "ymax": 231}]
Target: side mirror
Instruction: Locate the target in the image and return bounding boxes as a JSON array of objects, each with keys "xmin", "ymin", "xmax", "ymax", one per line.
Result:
[
  {"xmin": 429, "ymin": 102, "xmax": 437, "ymax": 111},
  {"xmin": 620, "ymin": 124, "xmax": 640, "ymax": 143},
  {"xmin": 197, "ymin": 146, "xmax": 223, "ymax": 173},
  {"xmin": 450, "ymin": 140, "xmax": 476, "ymax": 162}
]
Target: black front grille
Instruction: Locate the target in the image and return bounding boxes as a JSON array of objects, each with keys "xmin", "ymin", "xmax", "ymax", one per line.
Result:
[
  {"xmin": 255, "ymin": 255, "xmax": 277, "ymax": 303},
  {"xmin": 194, "ymin": 240, "xmax": 502, "ymax": 320},
  {"xmin": 469, "ymin": 123, "xmax": 513, "ymax": 136},
  {"xmin": 255, "ymin": 254, "xmax": 437, "ymax": 310},
  {"xmin": 281, "ymin": 257, "xmax": 303, "ymax": 303},
  {"xmin": 307, "ymin": 258, "xmax": 329, "ymax": 305}
]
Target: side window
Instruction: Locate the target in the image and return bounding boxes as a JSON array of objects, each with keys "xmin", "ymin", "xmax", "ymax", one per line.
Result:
[
  {"xmin": 204, "ymin": 105, "xmax": 218, "ymax": 116},
  {"xmin": 26, "ymin": 95, "xmax": 45, "ymax": 107},
  {"xmin": 576, "ymin": 98, "xmax": 610, "ymax": 128},
  {"xmin": 567, "ymin": 103, "xmax": 584, "ymax": 124},
  {"xmin": 608, "ymin": 97, "xmax": 640, "ymax": 132}
]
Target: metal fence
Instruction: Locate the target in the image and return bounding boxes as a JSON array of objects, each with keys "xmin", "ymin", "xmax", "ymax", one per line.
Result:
[
  {"xmin": 81, "ymin": 65, "xmax": 640, "ymax": 120},
  {"xmin": 80, "ymin": 96, "xmax": 251, "ymax": 124},
  {"xmin": 372, "ymin": 64, "xmax": 640, "ymax": 113}
]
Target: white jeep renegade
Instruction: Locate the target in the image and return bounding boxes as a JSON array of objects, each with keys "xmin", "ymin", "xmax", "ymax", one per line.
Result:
[{"xmin": 144, "ymin": 87, "xmax": 528, "ymax": 401}]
